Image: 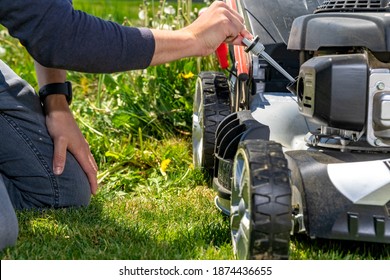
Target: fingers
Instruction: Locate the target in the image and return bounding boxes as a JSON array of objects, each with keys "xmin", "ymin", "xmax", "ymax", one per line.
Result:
[
  {"xmin": 85, "ymin": 151, "xmax": 98, "ymax": 195},
  {"xmin": 240, "ymin": 29, "xmax": 253, "ymax": 40},
  {"xmin": 214, "ymin": 3, "xmax": 245, "ymax": 35},
  {"xmin": 72, "ymin": 141, "xmax": 99, "ymax": 195},
  {"xmin": 52, "ymin": 136, "xmax": 68, "ymax": 175},
  {"xmin": 209, "ymin": 1, "xmax": 250, "ymax": 46},
  {"xmin": 210, "ymin": 1, "xmax": 244, "ymax": 24},
  {"xmin": 52, "ymin": 137, "xmax": 98, "ymax": 195},
  {"xmin": 225, "ymin": 30, "xmax": 253, "ymax": 45}
]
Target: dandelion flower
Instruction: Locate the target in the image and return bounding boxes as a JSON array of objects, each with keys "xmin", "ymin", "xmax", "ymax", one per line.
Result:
[
  {"xmin": 181, "ymin": 72, "xmax": 194, "ymax": 79},
  {"xmin": 138, "ymin": 10, "xmax": 146, "ymax": 20},
  {"xmin": 0, "ymin": 47, "xmax": 6, "ymax": 57},
  {"xmin": 160, "ymin": 159, "xmax": 171, "ymax": 176},
  {"xmin": 164, "ymin": 5, "xmax": 176, "ymax": 15}
]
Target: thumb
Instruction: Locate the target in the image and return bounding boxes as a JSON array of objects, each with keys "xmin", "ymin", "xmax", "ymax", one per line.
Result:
[{"xmin": 52, "ymin": 138, "xmax": 68, "ymax": 175}]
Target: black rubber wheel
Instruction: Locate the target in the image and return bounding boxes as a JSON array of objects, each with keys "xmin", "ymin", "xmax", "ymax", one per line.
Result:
[
  {"xmin": 231, "ymin": 139, "xmax": 292, "ymax": 259},
  {"xmin": 192, "ymin": 71, "xmax": 231, "ymax": 176}
]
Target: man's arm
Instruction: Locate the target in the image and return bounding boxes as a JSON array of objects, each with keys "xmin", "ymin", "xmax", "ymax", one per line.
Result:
[
  {"xmin": 1, "ymin": 0, "xmax": 155, "ymax": 73},
  {"xmin": 1, "ymin": 1, "xmax": 248, "ymax": 73},
  {"xmin": 35, "ymin": 62, "xmax": 98, "ymax": 194}
]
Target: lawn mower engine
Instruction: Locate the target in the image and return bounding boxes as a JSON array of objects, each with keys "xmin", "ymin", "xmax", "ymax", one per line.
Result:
[
  {"xmin": 290, "ymin": 0, "xmax": 390, "ymax": 150},
  {"xmin": 285, "ymin": 0, "xmax": 390, "ymax": 246},
  {"xmin": 193, "ymin": 0, "xmax": 390, "ymax": 260}
]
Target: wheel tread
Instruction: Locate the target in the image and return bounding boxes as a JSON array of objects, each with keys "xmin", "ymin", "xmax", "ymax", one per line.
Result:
[
  {"xmin": 235, "ymin": 139, "xmax": 292, "ymax": 260},
  {"xmin": 193, "ymin": 72, "xmax": 231, "ymax": 175}
]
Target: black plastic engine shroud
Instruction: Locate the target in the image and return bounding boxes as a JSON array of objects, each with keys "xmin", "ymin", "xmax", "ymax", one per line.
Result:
[
  {"xmin": 288, "ymin": 12, "xmax": 390, "ymax": 53},
  {"xmin": 297, "ymin": 53, "xmax": 368, "ymax": 131}
]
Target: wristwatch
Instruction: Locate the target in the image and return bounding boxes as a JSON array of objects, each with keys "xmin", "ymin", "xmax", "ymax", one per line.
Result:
[{"xmin": 39, "ymin": 81, "xmax": 72, "ymax": 105}]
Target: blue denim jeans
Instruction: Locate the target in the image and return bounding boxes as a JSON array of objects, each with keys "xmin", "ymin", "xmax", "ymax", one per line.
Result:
[
  {"xmin": 0, "ymin": 60, "xmax": 91, "ymax": 249},
  {"xmin": 0, "ymin": 175, "xmax": 18, "ymax": 251}
]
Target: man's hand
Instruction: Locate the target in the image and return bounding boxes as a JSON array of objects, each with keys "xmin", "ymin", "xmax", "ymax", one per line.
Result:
[
  {"xmin": 44, "ymin": 95, "xmax": 98, "ymax": 195},
  {"xmin": 184, "ymin": 1, "xmax": 252, "ymax": 56},
  {"xmin": 35, "ymin": 61, "xmax": 98, "ymax": 195},
  {"xmin": 149, "ymin": 1, "xmax": 251, "ymax": 65}
]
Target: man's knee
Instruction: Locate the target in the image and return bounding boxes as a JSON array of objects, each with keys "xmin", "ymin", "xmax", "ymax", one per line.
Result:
[{"xmin": 58, "ymin": 161, "xmax": 92, "ymax": 208}]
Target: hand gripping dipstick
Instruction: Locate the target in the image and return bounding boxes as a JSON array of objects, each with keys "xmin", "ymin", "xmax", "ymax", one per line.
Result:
[{"xmin": 242, "ymin": 36, "xmax": 296, "ymax": 83}]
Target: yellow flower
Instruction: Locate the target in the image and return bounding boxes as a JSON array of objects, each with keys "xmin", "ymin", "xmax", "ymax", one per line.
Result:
[
  {"xmin": 80, "ymin": 76, "xmax": 89, "ymax": 94},
  {"xmin": 160, "ymin": 159, "xmax": 171, "ymax": 176},
  {"xmin": 180, "ymin": 72, "xmax": 194, "ymax": 79}
]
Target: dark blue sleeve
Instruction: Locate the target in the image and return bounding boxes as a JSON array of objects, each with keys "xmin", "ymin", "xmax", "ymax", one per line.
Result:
[{"xmin": 0, "ymin": 0, "xmax": 155, "ymax": 73}]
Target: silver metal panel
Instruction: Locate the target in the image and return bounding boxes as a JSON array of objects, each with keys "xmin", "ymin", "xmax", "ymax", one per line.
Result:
[{"xmin": 250, "ymin": 92, "xmax": 318, "ymax": 150}]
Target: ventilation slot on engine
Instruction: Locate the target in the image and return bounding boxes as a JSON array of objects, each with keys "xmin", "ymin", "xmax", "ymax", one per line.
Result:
[{"xmin": 316, "ymin": 0, "xmax": 390, "ymax": 12}]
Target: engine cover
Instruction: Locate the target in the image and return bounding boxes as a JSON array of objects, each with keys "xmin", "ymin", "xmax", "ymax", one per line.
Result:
[
  {"xmin": 288, "ymin": 13, "xmax": 390, "ymax": 52},
  {"xmin": 297, "ymin": 54, "xmax": 368, "ymax": 131}
]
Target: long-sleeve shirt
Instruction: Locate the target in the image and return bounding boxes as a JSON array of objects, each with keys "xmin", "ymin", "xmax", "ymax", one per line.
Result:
[{"xmin": 0, "ymin": 0, "xmax": 155, "ymax": 73}]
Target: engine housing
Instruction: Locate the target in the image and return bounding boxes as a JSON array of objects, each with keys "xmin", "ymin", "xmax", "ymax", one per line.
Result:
[
  {"xmin": 297, "ymin": 54, "xmax": 368, "ymax": 131},
  {"xmin": 288, "ymin": 6, "xmax": 390, "ymax": 149}
]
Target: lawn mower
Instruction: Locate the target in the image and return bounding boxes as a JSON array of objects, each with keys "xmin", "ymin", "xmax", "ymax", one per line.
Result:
[{"xmin": 192, "ymin": 0, "xmax": 390, "ymax": 259}]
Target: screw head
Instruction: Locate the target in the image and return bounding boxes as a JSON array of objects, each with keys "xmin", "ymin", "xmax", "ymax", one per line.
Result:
[
  {"xmin": 374, "ymin": 138, "xmax": 383, "ymax": 146},
  {"xmin": 376, "ymin": 81, "xmax": 385, "ymax": 90}
]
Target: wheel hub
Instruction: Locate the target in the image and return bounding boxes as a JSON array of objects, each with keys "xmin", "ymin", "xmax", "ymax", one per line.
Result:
[
  {"xmin": 231, "ymin": 150, "xmax": 252, "ymax": 259},
  {"xmin": 192, "ymin": 79, "xmax": 204, "ymax": 168}
]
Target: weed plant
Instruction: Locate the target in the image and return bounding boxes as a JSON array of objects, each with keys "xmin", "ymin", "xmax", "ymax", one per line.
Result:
[{"xmin": 0, "ymin": 0, "xmax": 389, "ymax": 260}]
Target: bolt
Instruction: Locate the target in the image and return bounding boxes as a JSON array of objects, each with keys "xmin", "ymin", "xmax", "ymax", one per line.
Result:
[
  {"xmin": 376, "ymin": 81, "xmax": 385, "ymax": 90},
  {"xmin": 374, "ymin": 138, "xmax": 383, "ymax": 146}
]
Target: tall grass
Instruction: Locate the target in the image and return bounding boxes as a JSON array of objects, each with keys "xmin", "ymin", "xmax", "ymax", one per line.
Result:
[{"xmin": 66, "ymin": 0, "xmax": 219, "ymax": 190}]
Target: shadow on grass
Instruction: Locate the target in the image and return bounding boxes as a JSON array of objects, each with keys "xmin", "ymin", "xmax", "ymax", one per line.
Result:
[
  {"xmin": 2, "ymin": 192, "xmax": 388, "ymax": 260},
  {"xmin": 0, "ymin": 191, "xmax": 232, "ymax": 260}
]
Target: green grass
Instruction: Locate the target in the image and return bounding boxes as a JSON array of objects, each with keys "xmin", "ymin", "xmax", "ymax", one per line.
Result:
[
  {"xmin": 1, "ymin": 0, "xmax": 389, "ymax": 260},
  {"xmin": 9, "ymin": 180, "xmax": 233, "ymax": 260},
  {"xmin": 73, "ymin": 0, "xmax": 142, "ymax": 21}
]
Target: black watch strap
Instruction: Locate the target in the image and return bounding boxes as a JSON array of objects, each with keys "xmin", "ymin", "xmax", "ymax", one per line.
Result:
[{"xmin": 39, "ymin": 81, "xmax": 72, "ymax": 105}]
